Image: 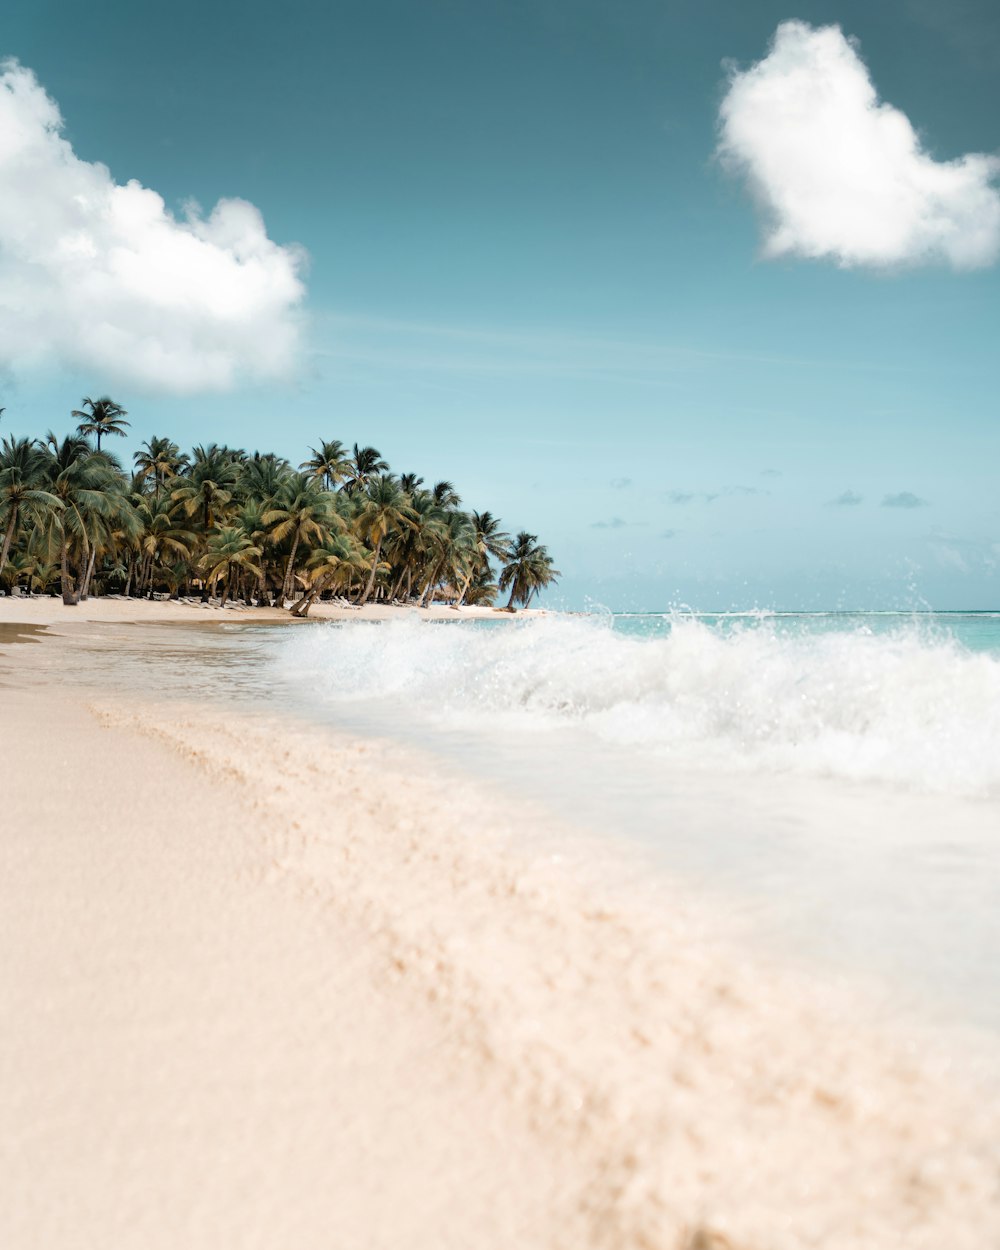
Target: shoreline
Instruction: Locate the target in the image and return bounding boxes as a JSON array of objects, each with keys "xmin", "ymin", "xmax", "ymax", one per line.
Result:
[
  {"xmin": 0, "ymin": 593, "xmax": 548, "ymax": 628},
  {"xmin": 3, "ymin": 627, "xmax": 1000, "ymax": 1247}
]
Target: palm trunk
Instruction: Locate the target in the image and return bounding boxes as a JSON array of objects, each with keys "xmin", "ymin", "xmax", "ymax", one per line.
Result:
[
  {"xmin": 0, "ymin": 504, "xmax": 18, "ymax": 574},
  {"xmin": 80, "ymin": 546, "xmax": 98, "ymax": 600},
  {"xmin": 281, "ymin": 531, "xmax": 301, "ymax": 602},
  {"xmin": 290, "ymin": 574, "xmax": 331, "ymax": 618},
  {"xmin": 455, "ymin": 566, "xmax": 474, "ymax": 608},
  {"xmin": 60, "ymin": 538, "xmax": 79, "ymax": 605},
  {"xmin": 419, "ymin": 556, "xmax": 446, "ymax": 607},
  {"xmin": 358, "ymin": 538, "xmax": 382, "ymax": 606}
]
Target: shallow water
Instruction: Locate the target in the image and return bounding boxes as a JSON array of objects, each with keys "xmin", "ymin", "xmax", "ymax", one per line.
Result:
[{"xmin": 269, "ymin": 611, "xmax": 1000, "ymax": 1035}]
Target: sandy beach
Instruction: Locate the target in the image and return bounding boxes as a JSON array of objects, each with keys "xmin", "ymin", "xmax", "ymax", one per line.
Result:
[{"xmin": 3, "ymin": 603, "xmax": 1000, "ymax": 1249}]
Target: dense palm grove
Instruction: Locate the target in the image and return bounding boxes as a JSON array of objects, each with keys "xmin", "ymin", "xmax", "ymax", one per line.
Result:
[{"xmin": 0, "ymin": 397, "xmax": 559, "ymax": 613}]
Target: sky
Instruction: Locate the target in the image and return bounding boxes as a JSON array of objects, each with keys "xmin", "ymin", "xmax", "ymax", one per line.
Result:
[{"xmin": 2, "ymin": 0, "xmax": 999, "ymax": 610}]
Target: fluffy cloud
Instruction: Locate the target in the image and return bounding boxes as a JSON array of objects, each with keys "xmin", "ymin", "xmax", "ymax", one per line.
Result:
[
  {"xmin": 0, "ymin": 59, "xmax": 306, "ymax": 392},
  {"xmin": 882, "ymin": 491, "xmax": 929, "ymax": 508},
  {"xmin": 828, "ymin": 489, "xmax": 864, "ymax": 506},
  {"xmin": 717, "ymin": 22, "xmax": 1000, "ymax": 269}
]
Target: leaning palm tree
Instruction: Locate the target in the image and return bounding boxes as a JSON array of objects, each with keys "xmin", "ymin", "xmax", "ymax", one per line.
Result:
[
  {"xmin": 499, "ymin": 532, "xmax": 560, "ymax": 611},
  {"xmin": 289, "ymin": 533, "xmax": 370, "ymax": 617},
  {"xmin": 0, "ymin": 437, "xmax": 62, "ymax": 574},
  {"xmin": 199, "ymin": 527, "xmax": 263, "ymax": 607},
  {"xmin": 354, "ymin": 474, "xmax": 417, "ymax": 605},
  {"xmin": 41, "ymin": 433, "xmax": 128, "ymax": 604},
  {"xmin": 72, "ymin": 396, "xmax": 129, "ymax": 451},
  {"xmin": 263, "ymin": 473, "xmax": 341, "ymax": 602},
  {"xmin": 418, "ymin": 508, "xmax": 476, "ymax": 607},
  {"xmin": 455, "ymin": 510, "xmax": 510, "ymax": 606},
  {"xmin": 135, "ymin": 496, "xmax": 197, "ymax": 597}
]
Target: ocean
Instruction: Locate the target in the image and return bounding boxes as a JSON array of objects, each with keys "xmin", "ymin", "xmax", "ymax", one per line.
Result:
[{"xmin": 269, "ymin": 610, "xmax": 1000, "ymax": 1036}]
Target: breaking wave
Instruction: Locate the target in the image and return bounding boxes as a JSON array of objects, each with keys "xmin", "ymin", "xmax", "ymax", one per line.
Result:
[{"xmin": 275, "ymin": 614, "xmax": 1000, "ymax": 796}]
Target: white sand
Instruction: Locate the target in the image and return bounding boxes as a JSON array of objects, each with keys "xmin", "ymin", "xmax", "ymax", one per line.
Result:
[
  {"xmin": 0, "ymin": 593, "xmax": 530, "ymax": 626},
  {"xmin": 2, "ymin": 621, "xmax": 999, "ymax": 1249}
]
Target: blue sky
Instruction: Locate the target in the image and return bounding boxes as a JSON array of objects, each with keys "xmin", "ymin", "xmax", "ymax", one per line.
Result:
[{"xmin": 2, "ymin": 0, "xmax": 999, "ymax": 609}]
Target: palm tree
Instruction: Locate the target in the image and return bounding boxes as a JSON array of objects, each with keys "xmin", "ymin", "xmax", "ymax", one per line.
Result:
[
  {"xmin": 199, "ymin": 527, "xmax": 263, "ymax": 607},
  {"xmin": 301, "ymin": 439, "xmax": 350, "ymax": 491},
  {"xmin": 354, "ymin": 475, "xmax": 416, "ymax": 605},
  {"xmin": 72, "ymin": 396, "xmax": 129, "ymax": 451},
  {"xmin": 42, "ymin": 434, "xmax": 129, "ymax": 604},
  {"xmin": 0, "ymin": 437, "xmax": 62, "ymax": 575},
  {"xmin": 263, "ymin": 473, "xmax": 341, "ymax": 602},
  {"xmin": 499, "ymin": 532, "xmax": 560, "ymax": 611},
  {"xmin": 432, "ymin": 480, "xmax": 462, "ymax": 509},
  {"xmin": 418, "ymin": 509, "xmax": 475, "ymax": 607},
  {"xmin": 455, "ymin": 510, "xmax": 510, "ymax": 607},
  {"xmin": 170, "ymin": 445, "xmax": 240, "ymax": 530},
  {"xmin": 134, "ymin": 437, "xmax": 187, "ymax": 496},
  {"xmin": 135, "ymin": 496, "xmax": 197, "ymax": 597},
  {"xmin": 241, "ymin": 452, "xmax": 292, "ymax": 505},
  {"xmin": 342, "ymin": 444, "xmax": 389, "ymax": 494},
  {"xmin": 234, "ymin": 501, "xmax": 274, "ymax": 604},
  {"xmin": 289, "ymin": 533, "xmax": 369, "ymax": 617},
  {"xmin": 383, "ymin": 487, "xmax": 443, "ymax": 602}
]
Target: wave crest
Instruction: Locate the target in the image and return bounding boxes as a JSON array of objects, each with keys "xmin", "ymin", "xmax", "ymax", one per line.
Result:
[{"xmin": 276, "ymin": 615, "xmax": 1000, "ymax": 795}]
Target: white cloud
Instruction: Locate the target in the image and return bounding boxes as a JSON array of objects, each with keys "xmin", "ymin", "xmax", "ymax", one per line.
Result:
[
  {"xmin": 717, "ymin": 21, "xmax": 1000, "ymax": 269},
  {"xmin": 0, "ymin": 59, "xmax": 306, "ymax": 392}
]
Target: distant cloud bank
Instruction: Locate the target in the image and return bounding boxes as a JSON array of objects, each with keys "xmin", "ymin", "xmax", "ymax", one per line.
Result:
[
  {"xmin": 0, "ymin": 59, "xmax": 306, "ymax": 392},
  {"xmin": 717, "ymin": 21, "xmax": 1000, "ymax": 269}
]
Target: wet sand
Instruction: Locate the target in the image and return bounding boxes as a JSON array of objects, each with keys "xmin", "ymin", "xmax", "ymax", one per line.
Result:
[{"xmin": 2, "ymin": 623, "xmax": 999, "ymax": 1249}]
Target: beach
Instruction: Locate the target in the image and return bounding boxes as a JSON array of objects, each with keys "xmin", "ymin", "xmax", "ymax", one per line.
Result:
[{"xmin": 3, "ymin": 602, "xmax": 1000, "ymax": 1249}]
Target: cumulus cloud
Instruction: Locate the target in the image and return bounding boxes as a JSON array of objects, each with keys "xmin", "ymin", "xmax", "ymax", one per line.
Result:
[
  {"xmin": 610, "ymin": 477, "xmax": 633, "ymax": 490},
  {"xmin": 828, "ymin": 489, "xmax": 864, "ymax": 506},
  {"xmin": 882, "ymin": 491, "xmax": 929, "ymax": 508},
  {"xmin": 0, "ymin": 59, "xmax": 306, "ymax": 392},
  {"xmin": 591, "ymin": 517, "xmax": 631, "ymax": 529},
  {"xmin": 717, "ymin": 21, "xmax": 1000, "ymax": 269}
]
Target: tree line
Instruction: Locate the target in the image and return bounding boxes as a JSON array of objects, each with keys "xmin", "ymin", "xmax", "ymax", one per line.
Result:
[{"xmin": 0, "ymin": 396, "xmax": 559, "ymax": 614}]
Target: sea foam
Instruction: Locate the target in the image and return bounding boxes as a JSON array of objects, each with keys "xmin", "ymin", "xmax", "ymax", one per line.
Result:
[{"xmin": 276, "ymin": 614, "xmax": 1000, "ymax": 796}]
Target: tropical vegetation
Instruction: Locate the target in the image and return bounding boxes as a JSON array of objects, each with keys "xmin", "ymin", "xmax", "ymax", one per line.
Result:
[{"xmin": 0, "ymin": 399, "xmax": 559, "ymax": 612}]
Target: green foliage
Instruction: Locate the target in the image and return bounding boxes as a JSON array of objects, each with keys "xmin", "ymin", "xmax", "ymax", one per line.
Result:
[{"xmin": 0, "ymin": 406, "xmax": 558, "ymax": 612}]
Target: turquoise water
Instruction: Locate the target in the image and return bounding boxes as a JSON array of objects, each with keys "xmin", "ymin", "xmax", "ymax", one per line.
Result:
[{"xmin": 609, "ymin": 609, "xmax": 1000, "ymax": 652}]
